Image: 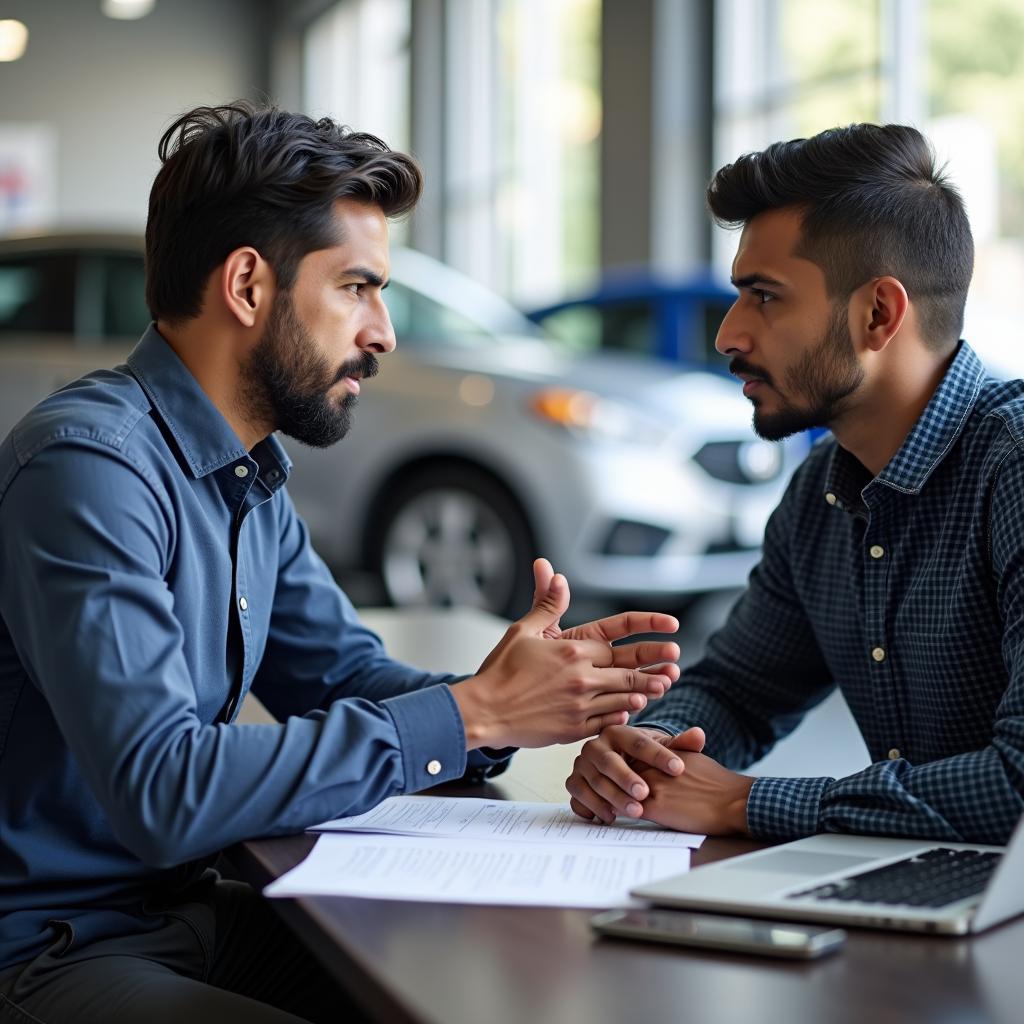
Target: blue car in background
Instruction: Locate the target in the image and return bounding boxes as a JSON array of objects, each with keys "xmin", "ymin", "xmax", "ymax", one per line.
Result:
[
  {"xmin": 526, "ymin": 270, "xmax": 737, "ymax": 370},
  {"xmin": 528, "ymin": 270, "xmax": 824, "ymax": 443}
]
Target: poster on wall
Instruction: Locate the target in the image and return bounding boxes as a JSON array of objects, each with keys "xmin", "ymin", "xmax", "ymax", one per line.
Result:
[{"xmin": 0, "ymin": 124, "xmax": 57, "ymax": 237}]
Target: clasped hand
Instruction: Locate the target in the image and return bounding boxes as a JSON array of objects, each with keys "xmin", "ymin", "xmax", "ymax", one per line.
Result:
[
  {"xmin": 565, "ymin": 724, "xmax": 754, "ymax": 835},
  {"xmin": 451, "ymin": 559, "xmax": 681, "ymax": 749}
]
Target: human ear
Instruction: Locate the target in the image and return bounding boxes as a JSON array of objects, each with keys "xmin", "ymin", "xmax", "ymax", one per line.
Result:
[
  {"xmin": 221, "ymin": 247, "xmax": 272, "ymax": 329},
  {"xmin": 859, "ymin": 276, "xmax": 909, "ymax": 353}
]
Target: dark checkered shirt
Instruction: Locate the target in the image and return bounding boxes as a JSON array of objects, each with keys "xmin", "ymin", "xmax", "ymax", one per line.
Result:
[{"xmin": 637, "ymin": 341, "xmax": 1024, "ymax": 844}]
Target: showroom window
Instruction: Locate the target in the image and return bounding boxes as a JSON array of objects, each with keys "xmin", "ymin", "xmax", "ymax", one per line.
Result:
[
  {"xmin": 436, "ymin": 0, "xmax": 601, "ymax": 304},
  {"xmin": 303, "ymin": 0, "xmax": 411, "ymax": 151},
  {"xmin": 302, "ymin": 0, "xmax": 599, "ymax": 307},
  {"xmin": 303, "ymin": 0, "xmax": 412, "ymax": 241},
  {"xmin": 712, "ymin": 0, "xmax": 910, "ymax": 269},
  {"xmin": 713, "ymin": 0, "xmax": 1024, "ymax": 376},
  {"xmin": 927, "ymin": 0, "xmax": 1024, "ymax": 376}
]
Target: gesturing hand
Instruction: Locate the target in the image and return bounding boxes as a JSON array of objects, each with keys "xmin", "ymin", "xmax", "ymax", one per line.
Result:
[
  {"xmin": 452, "ymin": 559, "xmax": 681, "ymax": 749},
  {"xmin": 482, "ymin": 558, "xmax": 683, "ymax": 700}
]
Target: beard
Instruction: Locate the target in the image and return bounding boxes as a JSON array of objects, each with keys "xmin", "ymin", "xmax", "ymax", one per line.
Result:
[
  {"xmin": 241, "ymin": 289, "xmax": 379, "ymax": 449},
  {"xmin": 732, "ymin": 302, "xmax": 864, "ymax": 442}
]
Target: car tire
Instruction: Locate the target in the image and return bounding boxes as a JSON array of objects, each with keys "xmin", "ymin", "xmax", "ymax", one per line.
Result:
[{"xmin": 373, "ymin": 465, "xmax": 535, "ymax": 620}]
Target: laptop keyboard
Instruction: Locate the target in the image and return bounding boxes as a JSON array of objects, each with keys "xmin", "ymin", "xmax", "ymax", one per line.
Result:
[{"xmin": 788, "ymin": 848, "xmax": 1003, "ymax": 909}]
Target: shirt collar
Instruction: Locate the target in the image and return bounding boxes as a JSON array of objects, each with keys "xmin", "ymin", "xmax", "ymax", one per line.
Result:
[
  {"xmin": 824, "ymin": 340, "xmax": 987, "ymax": 505},
  {"xmin": 125, "ymin": 324, "xmax": 292, "ymax": 483}
]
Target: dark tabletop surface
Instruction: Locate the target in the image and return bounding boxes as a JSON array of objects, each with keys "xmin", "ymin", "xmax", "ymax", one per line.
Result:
[{"xmin": 233, "ymin": 775, "xmax": 1023, "ymax": 1024}]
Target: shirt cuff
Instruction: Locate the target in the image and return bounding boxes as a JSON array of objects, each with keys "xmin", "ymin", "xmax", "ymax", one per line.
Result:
[
  {"xmin": 463, "ymin": 747, "xmax": 516, "ymax": 783},
  {"xmin": 745, "ymin": 775, "xmax": 833, "ymax": 840},
  {"xmin": 627, "ymin": 715, "xmax": 678, "ymax": 736},
  {"xmin": 381, "ymin": 684, "xmax": 469, "ymax": 791}
]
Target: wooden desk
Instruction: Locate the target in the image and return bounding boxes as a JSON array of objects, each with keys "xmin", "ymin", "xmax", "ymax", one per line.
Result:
[{"xmin": 234, "ymin": 745, "xmax": 1023, "ymax": 1024}]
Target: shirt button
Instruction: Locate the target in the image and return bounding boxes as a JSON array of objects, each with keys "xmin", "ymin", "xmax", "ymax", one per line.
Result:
[
  {"xmin": 888, "ymin": 748, "xmax": 901, "ymax": 760},
  {"xmin": 870, "ymin": 545, "xmax": 885, "ymax": 559},
  {"xmin": 234, "ymin": 465, "xmax": 249, "ymax": 478},
  {"xmin": 238, "ymin": 596, "xmax": 248, "ymax": 612},
  {"xmin": 426, "ymin": 759, "xmax": 442, "ymax": 776},
  {"xmin": 871, "ymin": 646, "xmax": 886, "ymax": 662},
  {"xmin": 825, "ymin": 492, "xmax": 837, "ymax": 506}
]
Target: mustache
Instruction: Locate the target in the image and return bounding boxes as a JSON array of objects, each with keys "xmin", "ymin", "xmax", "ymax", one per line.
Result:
[
  {"xmin": 729, "ymin": 357, "xmax": 773, "ymax": 388},
  {"xmin": 333, "ymin": 351, "xmax": 380, "ymax": 387}
]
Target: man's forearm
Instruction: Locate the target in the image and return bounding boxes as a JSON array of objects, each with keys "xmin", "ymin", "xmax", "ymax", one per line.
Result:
[
  {"xmin": 632, "ymin": 677, "xmax": 773, "ymax": 770},
  {"xmin": 747, "ymin": 744, "xmax": 1023, "ymax": 844}
]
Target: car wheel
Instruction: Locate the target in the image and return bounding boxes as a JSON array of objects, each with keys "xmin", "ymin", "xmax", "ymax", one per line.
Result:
[{"xmin": 374, "ymin": 465, "xmax": 535, "ymax": 619}]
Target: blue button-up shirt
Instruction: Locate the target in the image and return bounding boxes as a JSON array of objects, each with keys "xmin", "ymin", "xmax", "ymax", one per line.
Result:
[
  {"xmin": 0, "ymin": 327, "xmax": 506, "ymax": 969},
  {"xmin": 637, "ymin": 342, "xmax": 1024, "ymax": 845}
]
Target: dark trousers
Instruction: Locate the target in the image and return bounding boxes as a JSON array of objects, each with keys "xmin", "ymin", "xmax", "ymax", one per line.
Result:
[{"xmin": 0, "ymin": 878, "xmax": 363, "ymax": 1023}]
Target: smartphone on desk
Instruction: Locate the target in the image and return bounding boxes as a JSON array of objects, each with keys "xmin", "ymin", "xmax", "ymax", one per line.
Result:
[{"xmin": 591, "ymin": 908, "xmax": 846, "ymax": 960}]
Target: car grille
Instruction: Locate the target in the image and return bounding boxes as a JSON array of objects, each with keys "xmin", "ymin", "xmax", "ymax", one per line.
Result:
[{"xmin": 599, "ymin": 520, "xmax": 672, "ymax": 557}]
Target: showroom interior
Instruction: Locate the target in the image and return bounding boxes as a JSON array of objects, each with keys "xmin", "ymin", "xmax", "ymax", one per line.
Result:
[
  {"xmin": 0, "ymin": 0, "xmax": 1019, "ymax": 793},
  {"xmin": 0, "ymin": 6, "xmax": 1022, "ymax": 1020}
]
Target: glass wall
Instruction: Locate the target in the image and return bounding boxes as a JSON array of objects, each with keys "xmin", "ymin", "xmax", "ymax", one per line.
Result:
[
  {"xmin": 712, "ymin": 1, "xmax": 1024, "ymax": 376},
  {"xmin": 303, "ymin": 0, "xmax": 412, "ymax": 241},
  {"xmin": 713, "ymin": 0, "xmax": 1024, "ymax": 376},
  {"xmin": 928, "ymin": 0, "xmax": 1024, "ymax": 376},
  {"xmin": 712, "ymin": 0, "xmax": 896, "ymax": 270},
  {"xmin": 303, "ymin": 0, "xmax": 600, "ymax": 306},
  {"xmin": 439, "ymin": 0, "xmax": 601, "ymax": 303}
]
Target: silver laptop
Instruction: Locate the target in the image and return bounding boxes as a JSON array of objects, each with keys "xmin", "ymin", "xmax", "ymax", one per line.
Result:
[{"xmin": 633, "ymin": 814, "xmax": 1024, "ymax": 935}]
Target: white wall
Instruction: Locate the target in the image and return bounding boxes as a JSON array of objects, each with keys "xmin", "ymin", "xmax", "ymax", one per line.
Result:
[{"xmin": 0, "ymin": 0, "xmax": 267, "ymax": 232}]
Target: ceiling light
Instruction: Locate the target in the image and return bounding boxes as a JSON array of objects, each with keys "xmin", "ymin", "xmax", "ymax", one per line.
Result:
[
  {"xmin": 0, "ymin": 20, "xmax": 28, "ymax": 62},
  {"xmin": 101, "ymin": 0, "xmax": 157, "ymax": 20}
]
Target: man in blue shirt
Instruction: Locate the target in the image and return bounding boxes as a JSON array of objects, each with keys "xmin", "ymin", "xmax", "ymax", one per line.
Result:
[
  {"xmin": 0, "ymin": 104, "xmax": 680, "ymax": 1022},
  {"xmin": 567, "ymin": 123, "xmax": 1024, "ymax": 848}
]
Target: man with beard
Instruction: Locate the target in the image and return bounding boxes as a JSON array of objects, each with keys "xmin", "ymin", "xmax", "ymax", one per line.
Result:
[
  {"xmin": 567, "ymin": 122, "xmax": 1024, "ymax": 847},
  {"xmin": 0, "ymin": 104, "xmax": 680, "ymax": 1022}
]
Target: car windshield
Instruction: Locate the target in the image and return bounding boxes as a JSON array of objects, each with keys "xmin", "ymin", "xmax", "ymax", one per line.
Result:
[
  {"xmin": 0, "ymin": 252, "xmax": 76, "ymax": 334},
  {"xmin": 386, "ymin": 249, "xmax": 541, "ymax": 346},
  {"xmin": 536, "ymin": 302, "xmax": 655, "ymax": 356},
  {"xmin": 0, "ymin": 244, "xmax": 149, "ymax": 340}
]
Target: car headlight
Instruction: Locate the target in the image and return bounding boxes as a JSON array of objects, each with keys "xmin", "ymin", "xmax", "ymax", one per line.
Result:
[
  {"xmin": 528, "ymin": 388, "xmax": 670, "ymax": 445},
  {"xmin": 737, "ymin": 439, "xmax": 783, "ymax": 481},
  {"xmin": 692, "ymin": 439, "xmax": 783, "ymax": 484}
]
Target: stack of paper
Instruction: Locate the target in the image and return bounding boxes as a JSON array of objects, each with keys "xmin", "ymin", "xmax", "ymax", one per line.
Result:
[{"xmin": 265, "ymin": 796, "xmax": 704, "ymax": 908}]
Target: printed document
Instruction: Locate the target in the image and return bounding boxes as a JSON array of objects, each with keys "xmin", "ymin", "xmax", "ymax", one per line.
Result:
[
  {"xmin": 312, "ymin": 796, "xmax": 705, "ymax": 849},
  {"xmin": 265, "ymin": 832, "xmax": 691, "ymax": 908}
]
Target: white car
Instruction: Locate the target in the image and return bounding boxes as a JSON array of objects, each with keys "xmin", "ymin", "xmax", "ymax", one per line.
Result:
[{"xmin": 0, "ymin": 234, "xmax": 805, "ymax": 617}]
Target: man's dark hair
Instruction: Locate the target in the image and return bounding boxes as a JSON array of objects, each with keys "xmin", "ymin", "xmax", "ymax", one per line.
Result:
[
  {"xmin": 145, "ymin": 102, "xmax": 423, "ymax": 323},
  {"xmin": 707, "ymin": 124, "xmax": 973, "ymax": 351}
]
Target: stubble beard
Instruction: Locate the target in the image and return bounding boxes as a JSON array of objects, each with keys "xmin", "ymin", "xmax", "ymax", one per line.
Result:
[{"xmin": 750, "ymin": 302, "xmax": 864, "ymax": 442}]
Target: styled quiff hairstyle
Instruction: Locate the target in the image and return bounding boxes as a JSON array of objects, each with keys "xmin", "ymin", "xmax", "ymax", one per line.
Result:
[
  {"xmin": 707, "ymin": 124, "xmax": 973, "ymax": 351},
  {"xmin": 145, "ymin": 102, "xmax": 423, "ymax": 323}
]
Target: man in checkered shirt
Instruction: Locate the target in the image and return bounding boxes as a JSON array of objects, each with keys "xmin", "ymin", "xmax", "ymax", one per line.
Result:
[{"xmin": 567, "ymin": 123, "xmax": 1023, "ymax": 846}]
